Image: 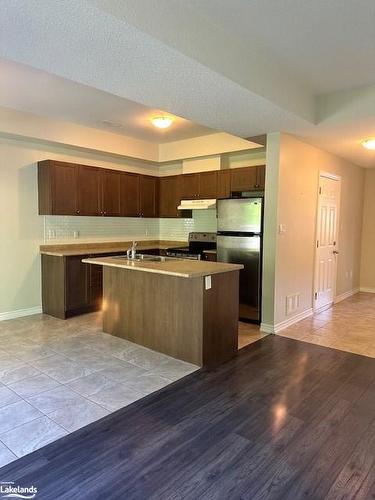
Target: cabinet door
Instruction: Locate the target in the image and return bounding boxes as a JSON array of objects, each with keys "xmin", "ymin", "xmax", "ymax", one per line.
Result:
[
  {"xmin": 65, "ymin": 256, "xmax": 90, "ymax": 311},
  {"xmin": 89, "ymin": 262, "xmax": 103, "ymax": 308},
  {"xmin": 159, "ymin": 176, "xmax": 180, "ymax": 217},
  {"xmin": 216, "ymin": 170, "xmax": 231, "ymax": 199},
  {"xmin": 256, "ymin": 165, "xmax": 266, "ymax": 189},
  {"xmin": 120, "ymin": 172, "xmax": 140, "ymax": 217},
  {"xmin": 77, "ymin": 165, "xmax": 101, "ymax": 215},
  {"xmin": 140, "ymin": 176, "xmax": 157, "ymax": 217},
  {"xmin": 51, "ymin": 162, "xmax": 78, "ymax": 215},
  {"xmin": 102, "ymin": 169, "xmax": 121, "ymax": 216},
  {"xmin": 181, "ymin": 173, "xmax": 199, "ymax": 199},
  {"xmin": 230, "ymin": 167, "xmax": 258, "ymax": 191},
  {"xmin": 198, "ymin": 171, "xmax": 217, "ymax": 199}
]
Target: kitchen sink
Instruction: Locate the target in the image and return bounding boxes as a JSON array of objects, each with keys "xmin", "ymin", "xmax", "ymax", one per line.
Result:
[{"xmin": 111, "ymin": 254, "xmax": 176, "ymax": 262}]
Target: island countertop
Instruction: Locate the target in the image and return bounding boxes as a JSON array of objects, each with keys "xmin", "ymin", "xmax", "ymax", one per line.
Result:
[{"xmin": 82, "ymin": 256, "xmax": 243, "ymax": 278}]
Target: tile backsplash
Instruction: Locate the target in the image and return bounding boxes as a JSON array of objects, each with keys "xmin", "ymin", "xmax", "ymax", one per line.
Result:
[
  {"xmin": 159, "ymin": 210, "xmax": 217, "ymax": 240},
  {"xmin": 44, "ymin": 210, "xmax": 217, "ymax": 243}
]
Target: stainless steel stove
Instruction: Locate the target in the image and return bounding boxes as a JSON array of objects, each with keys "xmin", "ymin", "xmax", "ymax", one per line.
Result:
[{"xmin": 166, "ymin": 232, "xmax": 217, "ymax": 260}]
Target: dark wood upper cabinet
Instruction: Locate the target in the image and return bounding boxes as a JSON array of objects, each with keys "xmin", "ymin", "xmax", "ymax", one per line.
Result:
[
  {"xmin": 77, "ymin": 165, "xmax": 101, "ymax": 216},
  {"xmin": 198, "ymin": 171, "xmax": 218, "ymax": 199},
  {"xmin": 158, "ymin": 176, "xmax": 180, "ymax": 217},
  {"xmin": 101, "ymin": 169, "xmax": 121, "ymax": 216},
  {"xmin": 120, "ymin": 172, "xmax": 140, "ymax": 217},
  {"xmin": 180, "ymin": 173, "xmax": 200, "ymax": 199},
  {"xmin": 216, "ymin": 170, "xmax": 231, "ymax": 199},
  {"xmin": 140, "ymin": 175, "xmax": 158, "ymax": 217},
  {"xmin": 256, "ymin": 165, "xmax": 266, "ymax": 189},
  {"xmin": 38, "ymin": 160, "xmax": 265, "ymax": 218},
  {"xmin": 230, "ymin": 166, "xmax": 258, "ymax": 192},
  {"xmin": 38, "ymin": 160, "xmax": 78, "ymax": 215}
]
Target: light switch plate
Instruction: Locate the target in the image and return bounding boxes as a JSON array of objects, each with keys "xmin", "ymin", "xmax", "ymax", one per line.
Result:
[{"xmin": 205, "ymin": 276, "xmax": 212, "ymax": 290}]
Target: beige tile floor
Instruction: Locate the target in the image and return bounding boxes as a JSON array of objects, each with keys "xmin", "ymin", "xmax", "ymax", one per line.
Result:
[
  {"xmin": 238, "ymin": 321, "xmax": 268, "ymax": 349},
  {"xmin": 278, "ymin": 292, "xmax": 375, "ymax": 358},
  {"xmin": 0, "ymin": 312, "xmax": 198, "ymax": 467}
]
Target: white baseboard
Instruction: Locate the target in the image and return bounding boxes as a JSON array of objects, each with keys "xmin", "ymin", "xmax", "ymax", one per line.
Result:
[
  {"xmin": 274, "ymin": 308, "xmax": 313, "ymax": 333},
  {"xmin": 260, "ymin": 323, "xmax": 274, "ymax": 334},
  {"xmin": 261, "ymin": 308, "xmax": 313, "ymax": 334},
  {"xmin": 334, "ymin": 288, "xmax": 359, "ymax": 304},
  {"xmin": 359, "ymin": 287, "xmax": 375, "ymax": 294},
  {"xmin": 0, "ymin": 306, "xmax": 43, "ymax": 322}
]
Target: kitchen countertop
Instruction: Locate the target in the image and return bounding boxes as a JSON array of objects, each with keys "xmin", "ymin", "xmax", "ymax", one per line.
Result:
[
  {"xmin": 39, "ymin": 240, "xmax": 186, "ymax": 257},
  {"xmin": 82, "ymin": 256, "xmax": 243, "ymax": 278}
]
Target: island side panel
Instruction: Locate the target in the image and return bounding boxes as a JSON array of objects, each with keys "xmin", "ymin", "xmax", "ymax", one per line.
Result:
[
  {"xmin": 102, "ymin": 267, "xmax": 203, "ymax": 365},
  {"xmin": 202, "ymin": 270, "xmax": 239, "ymax": 367},
  {"xmin": 41, "ymin": 254, "xmax": 66, "ymax": 319}
]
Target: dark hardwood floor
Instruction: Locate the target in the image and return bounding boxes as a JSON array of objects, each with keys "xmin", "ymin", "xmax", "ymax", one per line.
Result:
[{"xmin": 1, "ymin": 335, "xmax": 375, "ymax": 499}]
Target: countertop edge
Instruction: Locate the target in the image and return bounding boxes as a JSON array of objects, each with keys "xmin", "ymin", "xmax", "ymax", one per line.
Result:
[
  {"xmin": 82, "ymin": 258, "xmax": 243, "ymax": 278},
  {"xmin": 40, "ymin": 241, "xmax": 185, "ymax": 257}
]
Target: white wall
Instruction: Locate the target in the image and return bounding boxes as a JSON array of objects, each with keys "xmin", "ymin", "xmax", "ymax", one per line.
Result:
[
  {"xmin": 0, "ymin": 107, "xmax": 159, "ymax": 162},
  {"xmin": 261, "ymin": 133, "xmax": 280, "ymax": 327},
  {"xmin": 263, "ymin": 133, "xmax": 365, "ymax": 330},
  {"xmin": 158, "ymin": 132, "xmax": 260, "ymax": 162},
  {"xmin": 360, "ymin": 169, "xmax": 375, "ymax": 292},
  {"xmin": 182, "ymin": 156, "xmax": 221, "ymax": 173},
  {"xmin": 225, "ymin": 149, "xmax": 266, "ymax": 168}
]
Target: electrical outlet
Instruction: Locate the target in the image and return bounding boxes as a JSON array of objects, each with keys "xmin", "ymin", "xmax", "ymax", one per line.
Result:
[
  {"xmin": 286, "ymin": 293, "xmax": 300, "ymax": 315},
  {"xmin": 205, "ymin": 276, "xmax": 212, "ymax": 290}
]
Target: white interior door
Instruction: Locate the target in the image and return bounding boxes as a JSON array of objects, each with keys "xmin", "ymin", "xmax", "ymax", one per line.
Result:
[{"xmin": 314, "ymin": 174, "xmax": 340, "ymax": 311}]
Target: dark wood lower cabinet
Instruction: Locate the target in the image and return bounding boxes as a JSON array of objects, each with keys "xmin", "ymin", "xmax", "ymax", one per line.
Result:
[
  {"xmin": 41, "ymin": 253, "xmax": 113, "ymax": 319},
  {"xmin": 65, "ymin": 255, "xmax": 90, "ymax": 312},
  {"xmin": 42, "ymin": 250, "xmax": 162, "ymax": 319}
]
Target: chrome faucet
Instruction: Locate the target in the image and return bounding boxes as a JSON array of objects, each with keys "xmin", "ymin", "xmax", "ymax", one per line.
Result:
[{"xmin": 127, "ymin": 241, "xmax": 138, "ymax": 259}]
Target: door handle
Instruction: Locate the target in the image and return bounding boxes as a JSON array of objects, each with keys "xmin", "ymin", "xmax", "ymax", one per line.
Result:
[{"xmin": 333, "ymin": 250, "xmax": 339, "ymax": 255}]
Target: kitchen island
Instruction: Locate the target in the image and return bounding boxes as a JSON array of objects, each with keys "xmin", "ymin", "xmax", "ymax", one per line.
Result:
[{"xmin": 83, "ymin": 256, "xmax": 243, "ymax": 367}]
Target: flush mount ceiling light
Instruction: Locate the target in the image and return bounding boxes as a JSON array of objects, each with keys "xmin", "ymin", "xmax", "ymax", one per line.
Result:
[
  {"xmin": 361, "ymin": 138, "xmax": 375, "ymax": 150},
  {"xmin": 151, "ymin": 116, "xmax": 173, "ymax": 129}
]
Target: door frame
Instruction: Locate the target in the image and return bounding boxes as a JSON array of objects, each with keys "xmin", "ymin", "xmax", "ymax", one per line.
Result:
[{"xmin": 313, "ymin": 171, "xmax": 342, "ymax": 313}]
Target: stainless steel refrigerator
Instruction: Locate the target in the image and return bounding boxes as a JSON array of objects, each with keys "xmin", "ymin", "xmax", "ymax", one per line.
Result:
[{"xmin": 217, "ymin": 197, "xmax": 263, "ymax": 323}]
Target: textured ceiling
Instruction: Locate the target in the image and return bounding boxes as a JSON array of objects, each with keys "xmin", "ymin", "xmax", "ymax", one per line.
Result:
[
  {"xmin": 0, "ymin": 0, "xmax": 374, "ymax": 166},
  {"xmin": 0, "ymin": 59, "xmax": 216, "ymax": 143},
  {"xmin": 185, "ymin": 0, "xmax": 375, "ymax": 94}
]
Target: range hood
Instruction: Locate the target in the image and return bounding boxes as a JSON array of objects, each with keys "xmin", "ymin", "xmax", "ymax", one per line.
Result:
[{"xmin": 177, "ymin": 199, "xmax": 216, "ymax": 210}]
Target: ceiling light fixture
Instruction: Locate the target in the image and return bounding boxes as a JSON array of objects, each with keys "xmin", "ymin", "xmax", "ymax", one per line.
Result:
[
  {"xmin": 151, "ymin": 116, "xmax": 173, "ymax": 129},
  {"xmin": 361, "ymin": 138, "xmax": 375, "ymax": 150}
]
